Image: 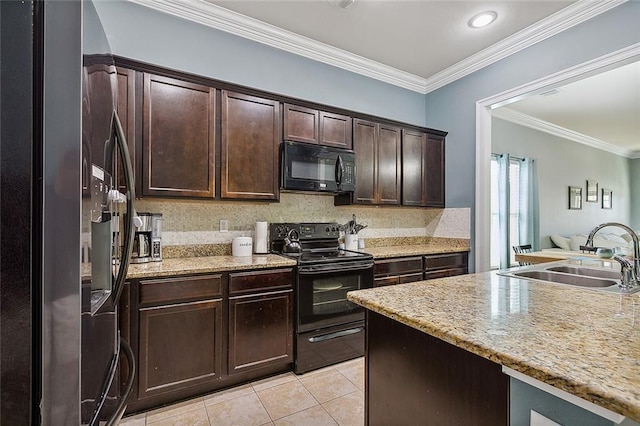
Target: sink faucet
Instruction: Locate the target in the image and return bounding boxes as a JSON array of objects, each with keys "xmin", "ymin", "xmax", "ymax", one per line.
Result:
[{"xmin": 585, "ymin": 222, "xmax": 640, "ymax": 290}]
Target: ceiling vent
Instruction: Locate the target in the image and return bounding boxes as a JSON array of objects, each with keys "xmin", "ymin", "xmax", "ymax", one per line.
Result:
[{"xmin": 328, "ymin": 0, "xmax": 355, "ymax": 9}]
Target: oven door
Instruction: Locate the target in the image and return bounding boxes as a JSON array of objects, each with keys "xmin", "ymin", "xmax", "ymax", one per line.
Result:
[{"xmin": 297, "ymin": 260, "xmax": 373, "ymax": 332}]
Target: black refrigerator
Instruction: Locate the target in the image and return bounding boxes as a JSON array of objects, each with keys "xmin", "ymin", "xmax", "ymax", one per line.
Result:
[{"xmin": 1, "ymin": 1, "xmax": 135, "ymax": 424}]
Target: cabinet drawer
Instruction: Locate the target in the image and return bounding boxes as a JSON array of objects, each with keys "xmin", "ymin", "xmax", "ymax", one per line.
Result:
[
  {"xmin": 374, "ymin": 276, "xmax": 399, "ymax": 288},
  {"xmin": 398, "ymin": 273, "xmax": 424, "ymax": 284},
  {"xmin": 229, "ymin": 268, "xmax": 293, "ymax": 295},
  {"xmin": 424, "ymin": 252, "xmax": 468, "ymax": 271},
  {"xmin": 423, "ymin": 267, "xmax": 468, "ymax": 281},
  {"xmin": 374, "ymin": 257, "xmax": 423, "ymax": 277},
  {"xmin": 140, "ymin": 274, "xmax": 222, "ymax": 306}
]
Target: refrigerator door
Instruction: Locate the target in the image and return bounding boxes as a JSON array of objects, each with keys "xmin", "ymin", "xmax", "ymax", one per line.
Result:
[{"xmin": 81, "ymin": 2, "xmax": 136, "ymax": 425}]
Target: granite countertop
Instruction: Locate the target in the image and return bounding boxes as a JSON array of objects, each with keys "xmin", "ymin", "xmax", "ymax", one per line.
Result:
[
  {"xmin": 81, "ymin": 254, "xmax": 296, "ymax": 280},
  {"xmin": 81, "ymin": 241, "xmax": 468, "ymax": 280},
  {"xmin": 358, "ymin": 243, "xmax": 469, "ymax": 259},
  {"xmin": 347, "ymin": 271, "xmax": 640, "ymax": 421}
]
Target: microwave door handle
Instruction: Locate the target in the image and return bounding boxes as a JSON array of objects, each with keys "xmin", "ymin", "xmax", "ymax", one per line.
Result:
[{"xmin": 335, "ymin": 155, "xmax": 343, "ymax": 186}]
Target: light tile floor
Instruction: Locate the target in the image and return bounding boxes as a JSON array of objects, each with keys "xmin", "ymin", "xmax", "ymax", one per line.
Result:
[{"xmin": 119, "ymin": 357, "xmax": 364, "ymax": 426}]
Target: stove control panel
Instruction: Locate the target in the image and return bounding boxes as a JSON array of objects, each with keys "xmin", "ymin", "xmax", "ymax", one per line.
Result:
[{"xmin": 270, "ymin": 223, "xmax": 340, "ymax": 241}]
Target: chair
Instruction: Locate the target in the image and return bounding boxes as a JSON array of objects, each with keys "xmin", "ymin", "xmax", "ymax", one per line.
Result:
[{"xmin": 512, "ymin": 244, "xmax": 533, "ymax": 266}]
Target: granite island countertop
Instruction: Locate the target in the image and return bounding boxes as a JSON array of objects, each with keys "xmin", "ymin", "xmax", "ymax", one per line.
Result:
[{"xmin": 347, "ymin": 270, "xmax": 640, "ymax": 422}]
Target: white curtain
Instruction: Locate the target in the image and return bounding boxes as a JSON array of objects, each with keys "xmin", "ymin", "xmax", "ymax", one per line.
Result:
[
  {"xmin": 518, "ymin": 158, "xmax": 540, "ymax": 252},
  {"xmin": 497, "ymin": 154, "xmax": 511, "ymax": 269}
]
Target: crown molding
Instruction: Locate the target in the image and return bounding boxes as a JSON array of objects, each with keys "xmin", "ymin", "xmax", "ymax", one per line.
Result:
[
  {"xmin": 129, "ymin": 0, "xmax": 625, "ymax": 94},
  {"xmin": 492, "ymin": 107, "xmax": 638, "ymax": 158},
  {"xmin": 423, "ymin": 0, "xmax": 627, "ymax": 93},
  {"xmin": 127, "ymin": 0, "xmax": 426, "ymax": 92}
]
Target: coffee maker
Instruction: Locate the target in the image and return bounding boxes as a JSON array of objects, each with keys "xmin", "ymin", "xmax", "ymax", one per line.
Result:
[{"xmin": 131, "ymin": 212, "xmax": 162, "ymax": 263}]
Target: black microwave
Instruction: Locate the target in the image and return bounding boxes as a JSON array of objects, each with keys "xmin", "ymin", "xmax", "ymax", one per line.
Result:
[{"xmin": 281, "ymin": 141, "xmax": 356, "ymax": 193}]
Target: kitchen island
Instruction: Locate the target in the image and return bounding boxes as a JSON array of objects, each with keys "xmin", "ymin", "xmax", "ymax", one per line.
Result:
[{"xmin": 347, "ymin": 270, "xmax": 640, "ymax": 425}]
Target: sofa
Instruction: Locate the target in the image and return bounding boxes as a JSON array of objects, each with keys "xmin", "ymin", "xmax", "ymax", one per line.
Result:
[{"xmin": 549, "ymin": 233, "xmax": 635, "ymax": 252}]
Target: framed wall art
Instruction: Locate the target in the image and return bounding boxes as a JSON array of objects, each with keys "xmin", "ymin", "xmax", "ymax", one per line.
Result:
[
  {"xmin": 602, "ymin": 188, "xmax": 612, "ymax": 209},
  {"xmin": 568, "ymin": 186, "xmax": 582, "ymax": 210},
  {"xmin": 586, "ymin": 180, "xmax": 598, "ymax": 202}
]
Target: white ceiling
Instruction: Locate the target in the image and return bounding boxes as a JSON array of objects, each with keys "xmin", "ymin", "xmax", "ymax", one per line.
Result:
[
  {"xmin": 134, "ymin": 0, "xmax": 638, "ymax": 155},
  {"xmin": 499, "ymin": 61, "xmax": 640, "ymax": 153},
  {"xmin": 209, "ymin": 0, "xmax": 573, "ymax": 79}
]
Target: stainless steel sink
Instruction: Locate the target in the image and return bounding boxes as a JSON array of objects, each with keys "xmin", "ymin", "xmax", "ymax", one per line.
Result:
[
  {"xmin": 497, "ymin": 260, "xmax": 640, "ymax": 294},
  {"xmin": 545, "ymin": 266, "xmax": 620, "ymax": 280},
  {"xmin": 509, "ymin": 270, "xmax": 617, "ymax": 288}
]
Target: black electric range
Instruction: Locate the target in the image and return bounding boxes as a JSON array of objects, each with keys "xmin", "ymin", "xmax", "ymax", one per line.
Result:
[{"xmin": 270, "ymin": 223, "xmax": 373, "ymax": 374}]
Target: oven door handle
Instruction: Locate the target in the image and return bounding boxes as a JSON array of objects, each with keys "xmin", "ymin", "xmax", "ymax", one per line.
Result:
[
  {"xmin": 308, "ymin": 326, "xmax": 364, "ymax": 343},
  {"xmin": 297, "ymin": 260, "xmax": 374, "ymax": 275}
]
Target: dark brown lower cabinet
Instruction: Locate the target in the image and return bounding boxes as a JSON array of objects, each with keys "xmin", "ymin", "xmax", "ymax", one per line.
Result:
[
  {"xmin": 373, "ymin": 256, "xmax": 423, "ymax": 287},
  {"xmin": 125, "ymin": 268, "xmax": 294, "ymax": 414},
  {"xmin": 366, "ymin": 311, "xmax": 509, "ymax": 425},
  {"xmin": 138, "ymin": 298, "xmax": 223, "ymax": 399},
  {"xmin": 228, "ymin": 290, "xmax": 293, "ymax": 375},
  {"xmin": 424, "ymin": 252, "xmax": 468, "ymax": 280}
]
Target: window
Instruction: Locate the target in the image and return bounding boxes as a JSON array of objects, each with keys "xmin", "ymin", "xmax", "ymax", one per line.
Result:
[{"xmin": 490, "ymin": 155, "xmax": 522, "ymax": 269}]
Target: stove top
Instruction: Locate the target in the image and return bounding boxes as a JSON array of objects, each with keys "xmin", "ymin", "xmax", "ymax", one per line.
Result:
[{"xmin": 269, "ymin": 222, "xmax": 372, "ymax": 265}]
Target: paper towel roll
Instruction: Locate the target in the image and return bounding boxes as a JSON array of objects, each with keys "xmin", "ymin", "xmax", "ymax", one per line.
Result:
[{"xmin": 254, "ymin": 221, "xmax": 268, "ymax": 254}]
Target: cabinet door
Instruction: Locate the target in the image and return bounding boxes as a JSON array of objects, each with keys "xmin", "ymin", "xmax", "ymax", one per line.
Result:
[
  {"xmin": 142, "ymin": 74, "xmax": 215, "ymax": 198},
  {"xmin": 401, "ymin": 129, "xmax": 427, "ymax": 206},
  {"xmin": 116, "ymin": 67, "xmax": 137, "ymax": 194},
  {"xmin": 138, "ymin": 299, "xmax": 223, "ymax": 399},
  {"xmin": 283, "ymin": 103, "xmax": 318, "ymax": 144},
  {"xmin": 228, "ymin": 290, "xmax": 294, "ymax": 375},
  {"xmin": 353, "ymin": 119, "xmax": 377, "ymax": 204},
  {"xmin": 319, "ymin": 111, "xmax": 352, "ymax": 149},
  {"xmin": 82, "ymin": 62, "xmax": 117, "ymax": 195},
  {"xmin": 425, "ymin": 133, "xmax": 445, "ymax": 207},
  {"xmin": 377, "ymin": 125, "xmax": 401, "ymax": 205},
  {"xmin": 221, "ymin": 91, "xmax": 280, "ymax": 200}
]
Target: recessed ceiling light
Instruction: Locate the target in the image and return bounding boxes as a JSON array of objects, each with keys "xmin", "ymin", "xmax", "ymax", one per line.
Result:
[{"xmin": 468, "ymin": 11, "xmax": 497, "ymax": 29}]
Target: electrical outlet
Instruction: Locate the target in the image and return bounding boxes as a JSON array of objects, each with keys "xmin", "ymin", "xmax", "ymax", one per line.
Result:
[{"xmin": 220, "ymin": 219, "xmax": 229, "ymax": 233}]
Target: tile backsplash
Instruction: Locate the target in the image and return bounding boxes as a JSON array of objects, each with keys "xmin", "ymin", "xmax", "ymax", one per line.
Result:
[
  {"xmin": 82, "ymin": 192, "xmax": 470, "ymax": 258},
  {"xmin": 133, "ymin": 192, "xmax": 470, "ymax": 245}
]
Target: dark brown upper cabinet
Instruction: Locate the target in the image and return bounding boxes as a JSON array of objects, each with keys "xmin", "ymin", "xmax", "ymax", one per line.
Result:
[
  {"xmin": 221, "ymin": 91, "xmax": 280, "ymax": 200},
  {"xmin": 116, "ymin": 67, "xmax": 137, "ymax": 194},
  {"xmin": 319, "ymin": 111, "xmax": 352, "ymax": 149},
  {"xmin": 425, "ymin": 133, "xmax": 445, "ymax": 207},
  {"xmin": 401, "ymin": 129, "xmax": 446, "ymax": 207},
  {"xmin": 142, "ymin": 73, "xmax": 216, "ymax": 198},
  {"xmin": 283, "ymin": 104, "xmax": 319, "ymax": 144},
  {"xmin": 352, "ymin": 119, "xmax": 400, "ymax": 205},
  {"xmin": 82, "ymin": 62, "xmax": 117, "ymax": 195},
  {"xmin": 283, "ymin": 103, "xmax": 352, "ymax": 149},
  {"xmin": 402, "ymin": 129, "xmax": 427, "ymax": 206}
]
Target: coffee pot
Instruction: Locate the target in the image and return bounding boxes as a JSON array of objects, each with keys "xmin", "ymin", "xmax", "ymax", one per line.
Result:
[{"xmin": 131, "ymin": 212, "xmax": 162, "ymax": 263}]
